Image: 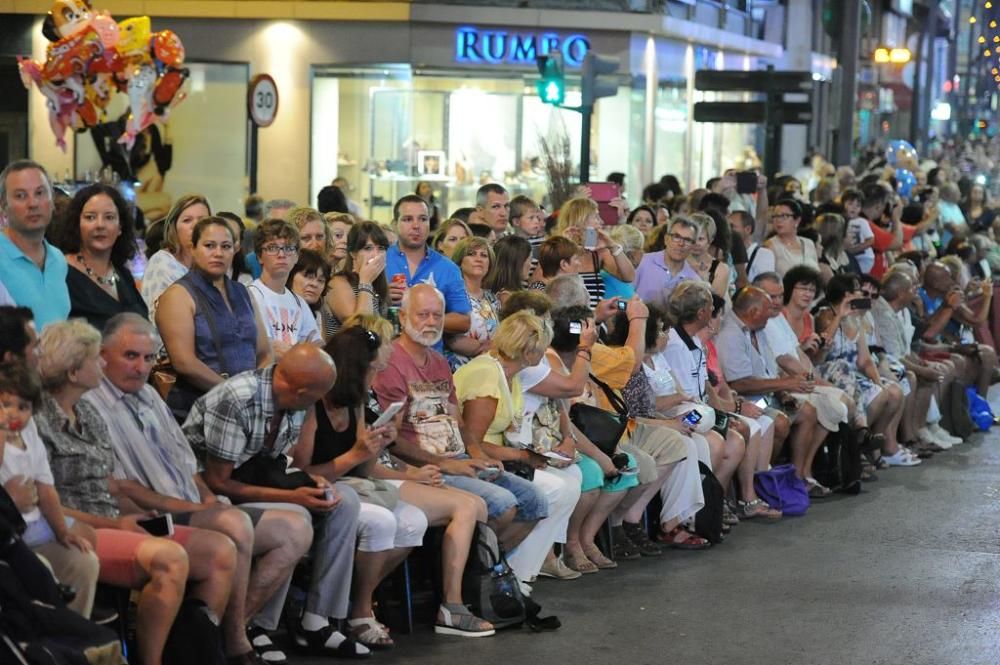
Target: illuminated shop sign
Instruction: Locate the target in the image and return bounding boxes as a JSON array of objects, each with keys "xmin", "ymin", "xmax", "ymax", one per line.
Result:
[{"xmin": 455, "ymin": 26, "xmax": 591, "ymax": 67}]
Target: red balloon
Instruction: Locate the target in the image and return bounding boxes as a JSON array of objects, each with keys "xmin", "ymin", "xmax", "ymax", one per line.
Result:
[{"xmin": 152, "ymin": 30, "xmax": 184, "ymax": 67}]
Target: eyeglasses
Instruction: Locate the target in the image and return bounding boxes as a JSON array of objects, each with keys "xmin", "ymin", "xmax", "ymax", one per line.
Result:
[
  {"xmin": 771, "ymin": 212, "xmax": 794, "ymax": 220},
  {"xmin": 261, "ymin": 244, "xmax": 299, "ymax": 256},
  {"xmin": 793, "ymin": 284, "xmax": 817, "ymax": 293},
  {"xmin": 669, "ymin": 233, "xmax": 696, "ymax": 246}
]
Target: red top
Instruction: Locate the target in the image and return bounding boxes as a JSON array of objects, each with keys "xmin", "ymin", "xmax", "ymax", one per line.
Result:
[{"xmin": 868, "ymin": 219, "xmax": 896, "ymax": 279}]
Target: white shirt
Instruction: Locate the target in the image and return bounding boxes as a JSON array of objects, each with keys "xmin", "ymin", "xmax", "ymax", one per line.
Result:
[
  {"xmin": 847, "ymin": 217, "xmax": 875, "ymax": 273},
  {"xmin": 746, "ymin": 242, "xmax": 776, "ymax": 282},
  {"xmin": 248, "ymin": 279, "xmax": 320, "ymax": 346},
  {"xmin": 663, "ymin": 329, "xmax": 708, "ymax": 400},
  {"xmin": 764, "ymin": 314, "xmax": 800, "ymax": 360},
  {"xmin": 519, "ymin": 356, "xmax": 552, "ymax": 417},
  {"xmin": 0, "ymin": 420, "xmax": 54, "ymax": 523},
  {"xmin": 642, "ymin": 351, "xmax": 679, "ymax": 397}
]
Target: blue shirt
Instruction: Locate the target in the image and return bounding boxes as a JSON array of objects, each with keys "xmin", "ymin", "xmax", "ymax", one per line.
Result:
[
  {"xmin": 246, "ymin": 252, "xmax": 263, "ymax": 279},
  {"xmin": 600, "ymin": 270, "xmax": 635, "ymax": 301},
  {"xmin": 385, "ymin": 244, "xmax": 471, "ymax": 350},
  {"xmin": 0, "ymin": 233, "xmax": 69, "ymax": 329}
]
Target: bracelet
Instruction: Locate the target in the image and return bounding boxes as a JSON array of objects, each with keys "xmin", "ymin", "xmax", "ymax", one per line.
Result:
[
  {"xmin": 734, "ymin": 398, "xmax": 743, "ymax": 414},
  {"xmin": 628, "ymin": 316, "xmax": 648, "ymax": 323},
  {"xmin": 358, "ymin": 282, "xmax": 376, "ymax": 297},
  {"xmin": 576, "ymin": 348, "xmax": 592, "ymax": 361},
  {"xmin": 611, "ymin": 244, "xmax": 624, "ymax": 257}
]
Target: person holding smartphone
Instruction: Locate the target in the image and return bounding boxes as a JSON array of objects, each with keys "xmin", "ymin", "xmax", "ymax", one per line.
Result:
[{"xmin": 554, "ymin": 198, "xmax": 635, "ymax": 309}]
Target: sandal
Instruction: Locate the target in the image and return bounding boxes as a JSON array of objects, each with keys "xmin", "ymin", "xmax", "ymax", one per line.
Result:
[
  {"xmin": 434, "ymin": 603, "xmax": 495, "ymax": 638},
  {"xmin": 347, "ymin": 617, "xmax": 394, "ymax": 651},
  {"xmin": 656, "ymin": 525, "xmax": 711, "ymax": 550},
  {"xmin": 582, "ymin": 544, "xmax": 618, "ymax": 569},
  {"xmin": 737, "ymin": 498, "xmax": 782, "ymax": 521},
  {"xmin": 294, "ymin": 623, "xmax": 371, "ymax": 659},
  {"xmin": 805, "ymin": 477, "xmax": 833, "ymax": 498},
  {"xmin": 622, "ymin": 521, "xmax": 663, "ymax": 557},
  {"xmin": 722, "ymin": 503, "xmax": 740, "ymax": 526},
  {"xmin": 855, "ymin": 426, "xmax": 886, "ymax": 453},
  {"xmin": 247, "ymin": 626, "xmax": 287, "ymax": 664},
  {"xmin": 563, "ymin": 548, "xmax": 599, "ymax": 574},
  {"xmin": 860, "ymin": 457, "xmax": 878, "ymax": 482}
]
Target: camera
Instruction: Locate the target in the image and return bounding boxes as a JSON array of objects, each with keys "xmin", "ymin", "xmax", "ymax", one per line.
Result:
[{"xmin": 568, "ymin": 321, "xmax": 583, "ymax": 334}]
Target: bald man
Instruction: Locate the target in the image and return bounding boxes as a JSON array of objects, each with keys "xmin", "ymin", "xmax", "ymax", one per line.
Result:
[
  {"xmin": 184, "ymin": 344, "xmax": 370, "ymax": 658},
  {"xmin": 716, "ymin": 287, "xmax": 833, "ymax": 493}
]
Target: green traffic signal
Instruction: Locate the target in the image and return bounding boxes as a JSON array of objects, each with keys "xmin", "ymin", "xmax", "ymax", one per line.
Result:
[
  {"xmin": 536, "ymin": 52, "xmax": 565, "ymax": 106},
  {"xmin": 537, "ymin": 79, "xmax": 565, "ymax": 105}
]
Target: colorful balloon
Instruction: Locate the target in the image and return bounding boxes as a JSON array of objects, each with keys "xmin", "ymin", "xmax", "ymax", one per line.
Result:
[{"xmin": 895, "ymin": 168, "xmax": 917, "ymax": 199}]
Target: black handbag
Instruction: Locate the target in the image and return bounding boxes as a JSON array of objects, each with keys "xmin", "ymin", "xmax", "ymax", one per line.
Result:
[
  {"xmin": 568, "ymin": 402, "xmax": 627, "ymax": 457},
  {"xmin": 230, "ymin": 412, "xmax": 316, "ymax": 495}
]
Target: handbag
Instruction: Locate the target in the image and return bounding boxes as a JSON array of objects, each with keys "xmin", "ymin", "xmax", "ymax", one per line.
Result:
[
  {"xmin": 230, "ymin": 412, "xmax": 315, "ymax": 495},
  {"xmin": 150, "ymin": 359, "xmax": 177, "ymax": 401},
  {"xmin": 338, "ymin": 476, "xmax": 399, "ymax": 510},
  {"xmin": 568, "ymin": 402, "xmax": 627, "ymax": 457},
  {"xmin": 753, "ymin": 464, "xmax": 809, "ymax": 516},
  {"xmin": 966, "ymin": 386, "xmax": 996, "ymax": 432}
]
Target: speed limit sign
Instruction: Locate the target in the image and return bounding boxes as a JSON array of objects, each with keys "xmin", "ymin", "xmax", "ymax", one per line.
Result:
[{"xmin": 248, "ymin": 74, "xmax": 279, "ymax": 127}]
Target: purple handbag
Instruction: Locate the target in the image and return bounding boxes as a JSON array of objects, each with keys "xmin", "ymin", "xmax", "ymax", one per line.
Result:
[{"xmin": 753, "ymin": 464, "xmax": 810, "ymax": 516}]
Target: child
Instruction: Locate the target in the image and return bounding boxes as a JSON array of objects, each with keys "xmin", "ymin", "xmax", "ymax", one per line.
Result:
[
  {"xmin": 842, "ymin": 188, "xmax": 875, "ymax": 273},
  {"xmin": 510, "ymin": 195, "xmax": 546, "ymax": 281},
  {"xmin": 0, "ymin": 361, "xmax": 98, "ymax": 616}
]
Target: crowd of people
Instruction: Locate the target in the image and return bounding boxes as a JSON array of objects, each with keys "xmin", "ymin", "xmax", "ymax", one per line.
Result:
[{"xmin": 0, "ymin": 135, "xmax": 998, "ymax": 664}]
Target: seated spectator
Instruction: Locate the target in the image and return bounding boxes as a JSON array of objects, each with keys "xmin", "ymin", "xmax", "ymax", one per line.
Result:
[
  {"xmin": 604, "ymin": 224, "xmax": 644, "ymax": 300},
  {"xmin": 324, "ymin": 221, "xmax": 389, "ymax": 339},
  {"xmin": 455, "ymin": 311, "xmax": 581, "ymax": 581},
  {"xmin": 816, "ymin": 212, "xmax": 859, "ymax": 283},
  {"xmin": 324, "ymin": 212, "xmax": 354, "ymax": 273},
  {"xmin": 287, "ymin": 249, "xmax": 331, "ymax": 336},
  {"xmin": 445, "ymin": 237, "xmax": 499, "ymax": 371},
  {"xmin": 432, "ymin": 219, "xmax": 471, "ymax": 259},
  {"xmin": 86, "ymin": 313, "xmax": 313, "ymax": 664},
  {"xmin": 0, "ymin": 160, "xmax": 70, "ymax": 328},
  {"xmin": 716, "ymin": 287, "xmax": 834, "ymax": 488},
  {"xmin": 484, "ymin": 235, "xmax": 533, "ymax": 305},
  {"xmin": 292, "ymin": 327, "xmax": 431, "ymax": 648},
  {"xmin": 184, "ymin": 344, "xmax": 368, "ymax": 658},
  {"xmin": 529, "ymin": 236, "xmax": 583, "ymax": 290},
  {"xmin": 633, "ymin": 216, "xmax": 701, "ymax": 309},
  {"xmin": 49, "ymin": 184, "xmax": 148, "ymax": 330},
  {"xmin": 341, "ymin": 313, "xmax": 495, "ymax": 637},
  {"xmin": 157, "ymin": 216, "xmax": 272, "ymax": 421},
  {"xmin": 842, "ymin": 188, "xmax": 875, "ymax": 274},
  {"xmin": 0, "ymin": 360, "xmax": 99, "ymax": 618},
  {"xmin": 370, "ymin": 285, "xmax": 547, "ymax": 582},
  {"xmin": 687, "ymin": 211, "xmax": 731, "ymax": 297},
  {"xmin": 764, "ymin": 199, "xmax": 819, "ymax": 277},
  {"xmin": 287, "ymin": 206, "xmax": 333, "ymax": 259},
  {"xmin": 248, "ymin": 218, "xmax": 321, "ymax": 356},
  {"xmin": 812, "ymin": 275, "xmax": 912, "ymax": 467},
  {"xmin": 626, "ymin": 205, "xmax": 657, "ymax": 237},
  {"xmin": 142, "ymin": 194, "xmax": 211, "ymax": 320},
  {"xmin": 554, "ymin": 197, "xmax": 635, "ymax": 308}
]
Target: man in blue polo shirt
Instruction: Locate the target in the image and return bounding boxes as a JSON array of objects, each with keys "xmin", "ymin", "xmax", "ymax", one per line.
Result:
[
  {"xmin": 386, "ymin": 194, "xmax": 470, "ymax": 350},
  {"xmin": 0, "ymin": 160, "xmax": 69, "ymax": 328}
]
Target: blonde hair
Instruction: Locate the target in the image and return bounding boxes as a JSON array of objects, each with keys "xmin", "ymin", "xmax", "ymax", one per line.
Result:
[
  {"xmin": 324, "ymin": 212, "xmax": 356, "ymax": 227},
  {"xmin": 450, "ymin": 236, "xmax": 495, "ymax": 274},
  {"xmin": 609, "ymin": 224, "xmax": 645, "ymax": 253},
  {"xmin": 492, "ymin": 311, "xmax": 552, "ymax": 363},
  {"xmin": 38, "ymin": 319, "xmax": 102, "ymax": 390},
  {"xmin": 343, "ymin": 313, "xmax": 394, "ymax": 345},
  {"xmin": 162, "ymin": 194, "xmax": 211, "ymax": 254},
  {"xmin": 555, "ymin": 197, "xmax": 599, "ymax": 234},
  {"xmin": 938, "ymin": 255, "xmax": 963, "ymax": 281},
  {"xmin": 287, "ymin": 206, "xmax": 332, "ymax": 257}
]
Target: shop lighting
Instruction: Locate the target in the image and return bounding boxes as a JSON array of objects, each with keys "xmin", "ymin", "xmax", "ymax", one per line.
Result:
[
  {"xmin": 889, "ymin": 48, "xmax": 911, "ymax": 63},
  {"xmin": 981, "ymin": 36, "xmax": 988, "ymax": 43},
  {"xmin": 970, "ymin": 15, "xmax": 977, "ymax": 23},
  {"xmin": 874, "ymin": 48, "xmax": 890, "ymax": 63}
]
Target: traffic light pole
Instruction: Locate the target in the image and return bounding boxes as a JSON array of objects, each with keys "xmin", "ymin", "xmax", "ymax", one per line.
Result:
[
  {"xmin": 834, "ymin": 0, "xmax": 861, "ymax": 168},
  {"xmin": 579, "ymin": 104, "xmax": 593, "ymax": 183}
]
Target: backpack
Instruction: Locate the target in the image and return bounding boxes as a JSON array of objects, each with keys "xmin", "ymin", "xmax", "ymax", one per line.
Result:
[
  {"xmin": 940, "ymin": 379, "xmax": 975, "ymax": 439},
  {"xmin": 811, "ymin": 424, "xmax": 862, "ymax": 495},
  {"xmin": 693, "ymin": 461, "xmax": 725, "ymax": 545},
  {"xmin": 162, "ymin": 599, "xmax": 226, "ymax": 665},
  {"xmin": 461, "ymin": 522, "xmax": 525, "ymax": 630}
]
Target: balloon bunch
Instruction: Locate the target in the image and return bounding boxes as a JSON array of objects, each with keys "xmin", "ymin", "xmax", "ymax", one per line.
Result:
[
  {"xmin": 17, "ymin": 0, "xmax": 188, "ymax": 151},
  {"xmin": 885, "ymin": 139, "xmax": 919, "ymax": 198}
]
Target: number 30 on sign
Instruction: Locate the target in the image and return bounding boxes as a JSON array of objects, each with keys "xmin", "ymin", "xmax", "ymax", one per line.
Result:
[{"xmin": 248, "ymin": 74, "xmax": 279, "ymax": 127}]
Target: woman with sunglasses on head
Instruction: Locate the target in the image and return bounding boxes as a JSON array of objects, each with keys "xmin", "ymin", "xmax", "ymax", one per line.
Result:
[
  {"xmin": 764, "ymin": 198, "xmax": 819, "ymax": 278},
  {"xmin": 156, "ymin": 217, "xmax": 271, "ymax": 422}
]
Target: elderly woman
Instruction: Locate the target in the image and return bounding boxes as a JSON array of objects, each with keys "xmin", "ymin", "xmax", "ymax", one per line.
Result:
[
  {"xmin": 33, "ymin": 320, "xmax": 236, "ymax": 665},
  {"xmin": 603, "ymin": 224, "xmax": 644, "ymax": 300},
  {"xmin": 323, "ymin": 221, "xmax": 389, "ymax": 338},
  {"xmin": 432, "ymin": 218, "xmax": 471, "ymax": 259},
  {"xmin": 51, "ymin": 183, "xmax": 147, "ymax": 331},
  {"xmin": 454, "ymin": 311, "xmax": 582, "ymax": 587},
  {"xmin": 764, "ymin": 198, "xmax": 819, "ymax": 277},
  {"xmin": 446, "ymin": 237, "xmax": 500, "ymax": 371},
  {"xmin": 687, "ymin": 212, "xmax": 731, "ymax": 298},
  {"xmin": 141, "ymin": 194, "xmax": 211, "ymax": 320},
  {"xmin": 287, "ymin": 249, "xmax": 331, "ymax": 332},
  {"xmin": 555, "ymin": 197, "xmax": 635, "ymax": 307},
  {"xmin": 156, "ymin": 217, "xmax": 271, "ymax": 421}
]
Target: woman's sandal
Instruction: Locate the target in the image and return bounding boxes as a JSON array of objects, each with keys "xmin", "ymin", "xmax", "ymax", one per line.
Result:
[
  {"xmin": 582, "ymin": 544, "xmax": 618, "ymax": 569},
  {"xmin": 805, "ymin": 477, "xmax": 833, "ymax": 498},
  {"xmin": 656, "ymin": 525, "xmax": 711, "ymax": 550},
  {"xmin": 563, "ymin": 548, "xmax": 599, "ymax": 574},
  {"xmin": 434, "ymin": 604, "xmax": 495, "ymax": 638},
  {"xmin": 737, "ymin": 498, "xmax": 782, "ymax": 521},
  {"xmin": 347, "ymin": 617, "xmax": 394, "ymax": 651},
  {"xmin": 855, "ymin": 427, "xmax": 886, "ymax": 453}
]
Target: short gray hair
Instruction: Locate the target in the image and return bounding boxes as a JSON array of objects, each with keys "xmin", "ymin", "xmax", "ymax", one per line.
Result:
[
  {"xmin": 102, "ymin": 313, "xmax": 159, "ymax": 345},
  {"xmin": 263, "ymin": 199, "xmax": 297, "ymax": 217},
  {"xmin": 0, "ymin": 159, "xmax": 51, "ymax": 210},
  {"xmin": 609, "ymin": 224, "xmax": 645, "ymax": 253},
  {"xmin": 881, "ymin": 270, "xmax": 912, "ymax": 302},
  {"xmin": 688, "ymin": 212, "xmax": 716, "ymax": 242},
  {"xmin": 400, "ymin": 283, "xmax": 445, "ymax": 312},
  {"xmin": 668, "ymin": 280, "xmax": 713, "ymax": 325},
  {"xmin": 669, "ymin": 216, "xmax": 699, "ymax": 237},
  {"xmin": 476, "ymin": 183, "xmax": 507, "ymax": 208},
  {"xmin": 545, "ymin": 275, "xmax": 589, "ymax": 309},
  {"xmin": 38, "ymin": 319, "xmax": 102, "ymax": 390},
  {"xmin": 752, "ymin": 271, "xmax": 782, "ymax": 287}
]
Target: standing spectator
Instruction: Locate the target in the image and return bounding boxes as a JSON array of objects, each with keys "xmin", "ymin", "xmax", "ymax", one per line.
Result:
[
  {"xmin": 248, "ymin": 219, "xmax": 321, "ymax": 356},
  {"xmin": 626, "ymin": 206, "xmax": 657, "ymax": 237},
  {"xmin": 445, "ymin": 237, "xmax": 499, "ymax": 371},
  {"xmin": 842, "ymin": 188, "xmax": 875, "ymax": 274},
  {"xmin": 633, "ymin": 216, "xmax": 701, "ymax": 309},
  {"xmin": 185, "ymin": 345, "xmax": 369, "ymax": 658},
  {"xmin": 142, "ymin": 194, "xmax": 211, "ymax": 320},
  {"xmin": 0, "ymin": 160, "xmax": 69, "ymax": 328},
  {"xmin": 415, "ymin": 181, "xmax": 441, "ymax": 230},
  {"xmin": 509, "ymin": 195, "xmax": 546, "ymax": 248},
  {"xmin": 324, "ymin": 212, "xmax": 354, "ymax": 273},
  {"xmin": 287, "ymin": 206, "xmax": 332, "ymax": 259},
  {"xmin": 49, "ymin": 184, "xmax": 147, "ymax": 331},
  {"xmin": 476, "ymin": 183, "xmax": 510, "ymax": 236},
  {"xmin": 317, "ymin": 186, "xmax": 349, "ymax": 215},
  {"xmin": 860, "ymin": 185, "xmax": 904, "ymax": 279},
  {"xmin": 730, "ymin": 210, "xmax": 774, "ymax": 285},
  {"xmin": 332, "ymin": 177, "xmax": 364, "ymax": 218},
  {"xmin": 385, "ymin": 195, "xmax": 471, "ymax": 349}
]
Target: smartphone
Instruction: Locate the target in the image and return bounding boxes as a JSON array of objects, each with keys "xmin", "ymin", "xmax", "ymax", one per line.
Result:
[
  {"xmin": 616, "ymin": 300, "xmax": 627, "ymax": 312},
  {"xmin": 372, "ymin": 401, "xmax": 405, "ymax": 429},
  {"xmin": 323, "ymin": 486, "xmax": 334, "ymax": 501},
  {"xmin": 588, "ymin": 182, "xmax": 621, "ymax": 225},
  {"xmin": 682, "ymin": 410, "xmax": 703, "ymax": 427},
  {"xmin": 736, "ymin": 170, "xmax": 757, "ymax": 194},
  {"xmin": 568, "ymin": 321, "xmax": 583, "ymax": 334},
  {"xmin": 138, "ymin": 513, "xmax": 174, "ymax": 537},
  {"xmin": 584, "ymin": 227, "xmax": 598, "ymax": 249},
  {"xmin": 753, "ymin": 397, "xmax": 768, "ymax": 409},
  {"xmin": 850, "ymin": 297, "xmax": 872, "ymax": 311},
  {"xmin": 477, "ymin": 467, "xmax": 501, "ymax": 481}
]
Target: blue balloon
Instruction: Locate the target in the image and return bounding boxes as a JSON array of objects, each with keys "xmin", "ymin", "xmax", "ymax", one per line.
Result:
[
  {"xmin": 895, "ymin": 168, "xmax": 916, "ymax": 198},
  {"xmin": 886, "ymin": 139, "xmax": 917, "ymax": 166}
]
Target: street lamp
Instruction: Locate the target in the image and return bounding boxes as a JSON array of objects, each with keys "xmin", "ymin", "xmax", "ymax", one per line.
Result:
[{"xmin": 873, "ymin": 47, "xmax": 912, "ymax": 64}]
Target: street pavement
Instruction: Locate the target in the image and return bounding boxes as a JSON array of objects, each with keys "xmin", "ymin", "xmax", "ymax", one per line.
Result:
[{"xmin": 293, "ymin": 387, "xmax": 1000, "ymax": 665}]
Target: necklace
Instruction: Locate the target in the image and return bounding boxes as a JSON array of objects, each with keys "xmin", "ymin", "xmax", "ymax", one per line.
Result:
[{"xmin": 77, "ymin": 254, "xmax": 119, "ymax": 288}]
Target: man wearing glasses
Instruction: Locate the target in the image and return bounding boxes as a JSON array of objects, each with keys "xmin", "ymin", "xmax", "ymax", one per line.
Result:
[
  {"xmin": 633, "ymin": 217, "xmax": 702, "ymax": 309},
  {"xmin": 248, "ymin": 219, "xmax": 321, "ymax": 358}
]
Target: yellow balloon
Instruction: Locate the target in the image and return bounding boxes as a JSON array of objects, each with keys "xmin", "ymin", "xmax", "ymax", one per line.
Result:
[{"xmin": 117, "ymin": 16, "xmax": 151, "ymax": 58}]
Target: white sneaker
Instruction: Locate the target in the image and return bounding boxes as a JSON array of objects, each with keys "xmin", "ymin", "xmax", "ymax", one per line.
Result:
[
  {"xmin": 916, "ymin": 427, "xmax": 950, "ymax": 448},
  {"xmin": 883, "ymin": 449, "xmax": 922, "ymax": 466},
  {"xmin": 929, "ymin": 423, "xmax": 963, "ymax": 445}
]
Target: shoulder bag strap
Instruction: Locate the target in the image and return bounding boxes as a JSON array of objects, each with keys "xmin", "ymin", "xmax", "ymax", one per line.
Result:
[
  {"xmin": 262, "ymin": 410, "xmax": 284, "ymax": 452},
  {"xmin": 747, "ymin": 246, "xmax": 760, "ymax": 272},
  {"xmin": 588, "ymin": 373, "xmax": 628, "ymax": 417}
]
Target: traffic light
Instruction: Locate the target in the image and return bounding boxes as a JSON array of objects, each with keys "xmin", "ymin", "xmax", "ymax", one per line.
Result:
[
  {"xmin": 535, "ymin": 52, "xmax": 565, "ymax": 106},
  {"xmin": 581, "ymin": 52, "xmax": 620, "ymax": 107}
]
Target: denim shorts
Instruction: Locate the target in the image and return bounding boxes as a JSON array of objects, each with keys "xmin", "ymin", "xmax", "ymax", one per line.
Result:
[{"xmin": 442, "ymin": 457, "xmax": 549, "ymax": 522}]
